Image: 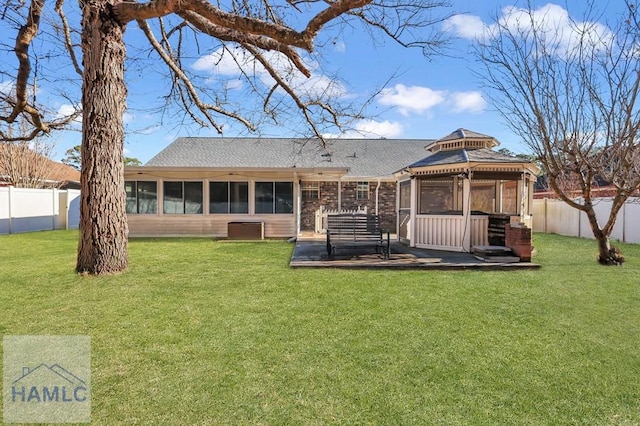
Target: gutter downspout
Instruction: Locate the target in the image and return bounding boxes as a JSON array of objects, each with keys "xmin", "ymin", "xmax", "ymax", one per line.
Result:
[
  {"xmin": 295, "ymin": 173, "xmax": 300, "ymax": 237},
  {"xmin": 375, "ymin": 178, "xmax": 381, "ymax": 215}
]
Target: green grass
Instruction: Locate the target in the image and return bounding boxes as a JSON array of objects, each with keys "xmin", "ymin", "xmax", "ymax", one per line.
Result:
[{"xmin": 1, "ymin": 231, "xmax": 639, "ymax": 425}]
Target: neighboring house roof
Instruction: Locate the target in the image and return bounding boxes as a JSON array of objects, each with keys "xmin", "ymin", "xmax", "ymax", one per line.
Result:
[
  {"xmin": 144, "ymin": 137, "xmax": 433, "ymax": 179},
  {"xmin": 46, "ymin": 161, "xmax": 81, "ymax": 183},
  {"xmin": 0, "ymin": 145, "xmax": 80, "ymax": 187}
]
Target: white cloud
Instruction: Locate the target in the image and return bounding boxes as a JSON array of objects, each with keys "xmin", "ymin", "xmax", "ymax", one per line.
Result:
[
  {"xmin": 450, "ymin": 91, "xmax": 486, "ymax": 113},
  {"xmin": 443, "ymin": 14, "xmax": 488, "ymax": 40},
  {"xmin": 376, "ymin": 84, "xmax": 486, "ymax": 115},
  {"xmin": 352, "ymin": 119, "xmax": 404, "ymax": 138},
  {"xmin": 333, "ymin": 40, "xmax": 346, "ymax": 53},
  {"xmin": 326, "ymin": 119, "xmax": 404, "ymax": 139},
  {"xmin": 0, "ymin": 80, "xmax": 16, "ymax": 95},
  {"xmin": 56, "ymin": 104, "xmax": 82, "ymax": 124},
  {"xmin": 192, "ymin": 47, "xmax": 347, "ymax": 99},
  {"xmin": 225, "ymin": 79, "xmax": 244, "ymax": 90},
  {"xmin": 378, "ymin": 84, "xmax": 446, "ymax": 115},
  {"xmin": 445, "ymin": 4, "xmax": 614, "ymax": 55}
]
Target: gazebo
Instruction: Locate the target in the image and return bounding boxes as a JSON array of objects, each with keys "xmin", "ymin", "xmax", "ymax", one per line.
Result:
[{"xmin": 396, "ymin": 129, "xmax": 540, "ymax": 252}]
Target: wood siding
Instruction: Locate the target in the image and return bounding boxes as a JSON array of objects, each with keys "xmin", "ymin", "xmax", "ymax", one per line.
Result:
[{"xmin": 128, "ymin": 214, "xmax": 296, "ymax": 238}]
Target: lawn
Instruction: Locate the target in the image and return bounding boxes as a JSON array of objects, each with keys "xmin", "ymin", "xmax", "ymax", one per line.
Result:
[{"xmin": 1, "ymin": 231, "xmax": 639, "ymax": 425}]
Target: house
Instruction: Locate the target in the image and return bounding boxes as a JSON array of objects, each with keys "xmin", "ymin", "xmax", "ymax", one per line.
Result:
[{"xmin": 124, "ymin": 129, "xmax": 540, "ymax": 252}]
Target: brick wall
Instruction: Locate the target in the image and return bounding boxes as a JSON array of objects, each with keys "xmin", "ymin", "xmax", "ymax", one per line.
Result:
[
  {"xmin": 300, "ymin": 181, "xmax": 338, "ymax": 231},
  {"xmin": 505, "ymin": 223, "xmax": 532, "ymax": 261},
  {"xmin": 300, "ymin": 180, "xmax": 397, "ymax": 232}
]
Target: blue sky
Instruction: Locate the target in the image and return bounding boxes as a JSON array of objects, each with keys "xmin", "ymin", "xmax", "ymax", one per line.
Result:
[{"xmin": 2, "ymin": 0, "xmax": 629, "ymax": 163}]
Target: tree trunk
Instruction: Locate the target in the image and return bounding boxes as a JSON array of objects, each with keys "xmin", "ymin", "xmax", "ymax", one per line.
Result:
[
  {"xmin": 584, "ymin": 204, "xmax": 624, "ymax": 265},
  {"xmin": 76, "ymin": 0, "xmax": 128, "ymax": 274}
]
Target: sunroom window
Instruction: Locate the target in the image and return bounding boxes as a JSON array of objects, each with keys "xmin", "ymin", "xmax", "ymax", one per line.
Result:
[
  {"xmin": 125, "ymin": 181, "xmax": 157, "ymax": 214},
  {"xmin": 210, "ymin": 181, "xmax": 249, "ymax": 214},
  {"xmin": 255, "ymin": 182, "xmax": 294, "ymax": 214},
  {"xmin": 163, "ymin": 181, "xmax": 203, "ymax": 214}
]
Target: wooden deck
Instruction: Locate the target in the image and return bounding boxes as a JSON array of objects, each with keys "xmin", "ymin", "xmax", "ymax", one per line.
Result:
[{"xmin": 290, "ymin": 239, "xmax": 540, "ymax": 270}]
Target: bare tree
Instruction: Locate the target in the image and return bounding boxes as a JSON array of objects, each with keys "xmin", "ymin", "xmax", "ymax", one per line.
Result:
[
  {"xmin": 0, "ymin": 141, "xmax": 56, "ymax": 188},
  {"xmin": 1, "ymin": 0, "xmax": 452, "ymax": 274},
  {"xmin": 0, "ymin": 102, "xmax": 60, "ymax": 188},
  {"xmin": 473, "ymin": 1, "xmax": 640, "ymax": 265}
]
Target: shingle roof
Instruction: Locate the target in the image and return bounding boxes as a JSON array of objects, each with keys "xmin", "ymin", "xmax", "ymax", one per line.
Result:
[
  {"xmin": 409, "ymin": 148, "xmax": 529, "ymax": 168},
  {"xmin": 145, "ymin": 137, "xmax": 432, "ymax": 178},
  {"xmin": 0, "ymin": 145, "xmax": 80, "ymax": 183},
  {"xmin": 437, "ymin": 128, "xmax": 494, "ymax": 142}
]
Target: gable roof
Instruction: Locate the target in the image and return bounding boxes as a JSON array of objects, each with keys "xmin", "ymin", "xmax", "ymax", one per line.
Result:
[{"xmin": 144, "ymin": 137, "xmax": 432, "ymax": 179}]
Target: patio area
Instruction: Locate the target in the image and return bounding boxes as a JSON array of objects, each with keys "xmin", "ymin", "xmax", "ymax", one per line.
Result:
[{"xmin": 290, "ymin": 237, "xmax": 540, "ymax": 270}]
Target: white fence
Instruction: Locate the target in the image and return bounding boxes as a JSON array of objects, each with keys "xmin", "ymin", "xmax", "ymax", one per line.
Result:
[
  {"xmin": 413, "ymin": 215, "xmax": 488, "ymax": 251},
  {"xmin": 314, "ymin": 206, "xmax": 368, "ymax": 233},
  {"xmin": 532, "ymin": 197, "xmax": 640, "ymax": 244},
  {"xmin": 0, "ymin": 186, "xmax": 81, "ymax": 234}
]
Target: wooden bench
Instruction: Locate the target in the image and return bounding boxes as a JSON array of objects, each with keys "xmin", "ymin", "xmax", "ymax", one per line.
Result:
[{"xmin": 326, "ymin": 214, "xmax": 390, "ymax": 260}]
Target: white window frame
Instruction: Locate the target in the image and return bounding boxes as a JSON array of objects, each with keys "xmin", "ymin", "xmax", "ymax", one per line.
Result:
[{"xmin": 356, "ymin": 181, "xmax": 369, "ymax": 200}]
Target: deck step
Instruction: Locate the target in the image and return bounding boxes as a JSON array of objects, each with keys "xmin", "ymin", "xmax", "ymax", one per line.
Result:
[{"xmin": 472, "ymin": 245, "xmax": 521, "ymax": 263}]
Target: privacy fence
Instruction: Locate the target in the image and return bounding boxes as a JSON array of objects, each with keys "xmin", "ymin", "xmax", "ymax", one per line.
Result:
[
  {"xmin": 0, "ymin": 186, "xmax": 80, "ymax": 235},
  {"xmin": 532, "ymin": 197, "xmax": 640, "ymax": 244}
]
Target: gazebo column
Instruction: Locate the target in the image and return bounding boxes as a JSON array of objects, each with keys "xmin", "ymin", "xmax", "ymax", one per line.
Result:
[
  {"xmin": 410, "ymin": 177, "xmax": 417, "ymax": 247},
  {"xmin": 462, "ymin": 175, "xmax": 472, "ymax": 251},
  {"xmin": 528, "ymin": 175, "xmax": 535, "ymax": 223}
]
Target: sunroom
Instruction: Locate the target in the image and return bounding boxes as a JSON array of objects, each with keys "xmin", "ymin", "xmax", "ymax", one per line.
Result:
[{"xmin": 396, "ymin": 129, "xmax": 540, "ymax": 252}]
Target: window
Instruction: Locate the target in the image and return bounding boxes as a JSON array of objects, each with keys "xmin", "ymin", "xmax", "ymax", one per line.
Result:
[
  {"xmin": 163, "ymin": 181, "xmax": 203, "ymax": 214},
  {"xmin": 399, "ymin": 180, "xmax": 411, "ymax": 210},
  {"xmin": 419, "ymin": 179, "xmax": 462, "ymax": 214},
  {"xmin": 501, "ymin": 181, "xmax": 518, "ymax": 214},
  {"xmin": 471, "ymin": 180, "xmax": 497, "ymax": 213},
  {"xmin": 210, "ymin": 181, "xmax": 249, "ymax": 214},
  {"xmin": 301, "ymin": 182, "xmax": 320, "ymax": 199},
  {"xmin": 255, "ymin": 181, "xmax": 294, "ymax": 214},
  {"xmin": 125, "ymin": 181, "xmax": 157, "ymax": 214},
  {"xmin": 356, "ymin": 181, "xmax": 369, "ymax": 200}
]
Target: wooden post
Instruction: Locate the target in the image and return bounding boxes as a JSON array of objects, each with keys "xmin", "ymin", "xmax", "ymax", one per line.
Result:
[
  {"xmin": 409, "ymin": 177, "xmax": 417, "ymax": 247},
  {"xmin": 462, "ymin": 175, "xmax": 471, "ymax": 252}
]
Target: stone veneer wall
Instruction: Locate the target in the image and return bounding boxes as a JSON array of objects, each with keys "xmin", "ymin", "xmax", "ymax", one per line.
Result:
[{"xmin": 300, "ymin": 180, "xmax": 397, "ymax": 232}]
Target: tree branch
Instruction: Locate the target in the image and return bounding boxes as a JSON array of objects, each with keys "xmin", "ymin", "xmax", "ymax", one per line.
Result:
[{"xmin": 137, "ymin": 18, "xmax": 256, "ymax": 132}]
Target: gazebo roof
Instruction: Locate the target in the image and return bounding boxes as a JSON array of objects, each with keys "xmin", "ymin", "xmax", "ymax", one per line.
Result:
[
  {"xmin": 409, "ymin": 148, "xmax": 527, "ymax": 168},
  {"xmin": 401, "ymin": 128, "xmax": 541, "ymax": 178},
  {"xmin": 424, "ymin": 128, "xmax": 500, "ymax": 153}
]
